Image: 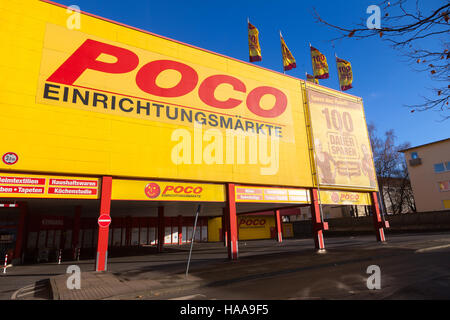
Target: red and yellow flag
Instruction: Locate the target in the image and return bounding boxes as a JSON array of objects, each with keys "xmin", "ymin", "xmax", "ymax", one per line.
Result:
[
  {"xmin": 336, "ymin": 57, "xmax": 353, "ymax": 91},
  {"xmin": 248, "ymin": 22, "xmax": 262, "ymax": 62},
  {"xmin": 280, "ymin": 33, "xmax": 296, "ymax": 71},
  {"xmin": 310, "ymin": 46, "xmax": 329, "ymax": 79},
  {"xmin": 306, "ymin": 73, "xmax": 319, "ymax": 84}
]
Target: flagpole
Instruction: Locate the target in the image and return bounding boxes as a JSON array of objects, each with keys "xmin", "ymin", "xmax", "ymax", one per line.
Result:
[
  {"xmin": 335, "ymin": 53, "xmax": 342, "ymax": 91},
  {"xmin": 307, "ymin": 42, "xmax": 325, "ymax": 228},
  {"xmin": 247, "ymin": 17, "xmax": 250, "ymax": 63},
  {"xmin": 280, "ymin": 31, "xmax": 285, "ymax": 74},
  {"xmin": 309, "ymin": 43, "xmax": 315, "ymax": 79}
]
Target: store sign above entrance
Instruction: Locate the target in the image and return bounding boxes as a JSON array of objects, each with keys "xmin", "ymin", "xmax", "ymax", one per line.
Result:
[
  {"xmin": 235, "ymin": 185, "xmax": 310, "ymax": 204},
  {"xmin": 319, "ymin": 190, "xmax": 372, "ymax": 206},
  {"xmin": 111, "ymin": 179, "xmax": 225, "ymax": 202},
  {"xmin": 0, "ymin": 172, "xmax": 99, "ymax": 199}
]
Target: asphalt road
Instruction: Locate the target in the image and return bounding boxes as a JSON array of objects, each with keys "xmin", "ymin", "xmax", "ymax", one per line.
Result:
[
  {"xmin": 1, "ymin": 232, "xmax": 450, "ymax": 300},
  {"xmin": 159, "ymin": 245, "xmax": 450, "ymax": 300},
  {"xmin": 126, "ymin": 233, "xmax": 450, "ymax": 300}
]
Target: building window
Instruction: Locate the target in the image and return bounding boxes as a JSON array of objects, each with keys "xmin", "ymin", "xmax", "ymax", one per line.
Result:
[
  {"xmin": 411, "ymin": 152, "xmax": 418, "ymax": 159},
  {"xmin": 434, "ymin": 163, "xmax": 446, "ymax": 173},
  {"xmin": 446, "ymin": 162, "xmax": 450, "ymax": 171}
]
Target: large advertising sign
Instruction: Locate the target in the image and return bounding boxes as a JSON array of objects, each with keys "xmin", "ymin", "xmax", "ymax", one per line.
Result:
[
  {"xmin": 306, "ymin": 87, "xmax": 378, "ymax": 191},
  {"xmin": 0, "ymin": 1, "xmax": 313, "ymax": 188},
  {"xmin": 37, "ymin": 24, "xmax": 294, "ymax": 138}
]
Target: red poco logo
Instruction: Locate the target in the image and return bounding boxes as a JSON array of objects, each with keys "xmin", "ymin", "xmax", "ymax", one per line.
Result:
[
  {"xmin": 162, "ymin": 185, "xmax": 203, "ymax": 195},
  {"xmin": 46, "ymin": 39, "xmax": 288, "ymax": 119},
  {"xmin": 331, "ymin": 192, "xmax": 339, "ymax": 203},
  {"xmin": 239, "ymin": 218, "xmax": 266, "ymax": 227},
  {"xmin": 144, "ymin": 183, "xmax": 161, "ymax": 198}
]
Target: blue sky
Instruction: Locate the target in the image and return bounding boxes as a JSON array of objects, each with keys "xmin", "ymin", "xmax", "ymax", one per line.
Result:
[{"xmin": 53, "ymin": 0, "xmax": 449, "ymax": 148}]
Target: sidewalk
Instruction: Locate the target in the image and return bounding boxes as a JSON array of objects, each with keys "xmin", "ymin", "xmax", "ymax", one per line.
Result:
[
  {"xmin": 50, "ymin": 240, "xmax": 378, "ymax": 300},
  {"xmin": 51, "ymin": 269, "xmax": 208, "ymax": 300},
  {"xmin": 50, "ymin": 239, "xmax": 311, "ymax": 300}
]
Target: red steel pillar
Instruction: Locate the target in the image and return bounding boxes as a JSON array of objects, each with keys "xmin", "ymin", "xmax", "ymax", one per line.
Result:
[
  {"xmin": 95, "ymin": 176, "xmax": 112, "ymax": 272},
  {"xmin": 371, "ymin": 192, "xmax": 389, "ymax": 242},
  {"xmin": 178, "ymin": 215, "xmax": 183, "ymax": 245},
  {"xmin": 222, "ymin": 208, "xmax": 228, "ymax": 247},
  {"xmin": 13, "ymin": 202, "xmax": 28, "ymax": 263},
  {"xmin": 72, "ymin": 205, "xmax": 81, "ymax": 259},
  {"xmin": 157, "ymin": 206, "xmax": 165, "ymax": 252},
  {"xmin": 310, "ymin": 189, "xmax": 328, "ymax": 251},
  {"xmin": 226, "ymin": 184, "xmax": 238, "ymax": 260},
  {"xmin": 275, "ymin": 209, "xmax": 283, "ymax": 243}
]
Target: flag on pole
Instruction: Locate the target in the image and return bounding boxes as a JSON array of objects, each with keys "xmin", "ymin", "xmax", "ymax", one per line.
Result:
[
  {"xmin": 306, "ymin": 73, "xmax": 319, "ymax": 84},
  {"xmin": 248, "ymin": 20, "xmax": 262, "ymax": 62},
  {"xmin": 336, "ymin": 56, "xmax": 353, "ymax": 91},
  {"xmin": 280, "ymin": 32, "xmax": 296, "ymax": 71},
  {"xmin": 310, "ymin": 45, "xmax": 329, "ymax": 79}
]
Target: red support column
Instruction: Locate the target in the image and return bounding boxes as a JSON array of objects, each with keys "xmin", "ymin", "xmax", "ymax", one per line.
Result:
[
  {"xmin": 95, "ymin": 176, "xmax": 112, "ymax": 272},
  {"xmin": 13, "ymin": 202, "xmax": 28, "ymax": 263},
  {"xmin": 226, "ymin": 184, "xmax": 238, "ymax": 260},
  {"xmin": 157, "ymin": 207, "xmax": 165, "ymax": 252},
  {"xmin": 72, "ymin": 205, "xmax": 81, "ymax": 259},
  {"xmin": 275, "ymin": 209, "xmax": 283, "ymax": 243},
  {"xmin": 178, "ymin": 215, "xmax": 183, "ymax": 245},
  {"xmin": 222, "ymin": 208, "xmax": 228, "ymax": 247},
  {"xmin": 371, "ymin": 192, "xmax": 389, "ymax": 242},
  {"xmin": 310, "ymin": 189, "xmax": 328, "ymax": 251}
]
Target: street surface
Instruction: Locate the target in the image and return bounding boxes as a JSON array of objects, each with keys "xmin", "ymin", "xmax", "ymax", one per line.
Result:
[{"xmin": 1, "ymin": 233, "xmax": 449, "ymax": 300}]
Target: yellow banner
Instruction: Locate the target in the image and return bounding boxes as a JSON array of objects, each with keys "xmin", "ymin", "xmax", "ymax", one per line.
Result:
[
  {"xmin": 248, "ymin": 22, "xmax": 262, "ymax": 62},
  {"xmin": 235, "ymin": 185, "xmax": 310, "ymax": 203},
  {"xmin": 111, "ymin": 179, "xmax": 225, "ymax": 202},
  {"xmin": 310, "ymin": 46, "xmax": 329, "ymax": 79},
  {"xmin": 336, "ymin": 57, "xmax": 353, "ymax": 91},
  {"xmin": 319, "ymin": 190, "xmax": 372, "ymax": 205},
  {"xmin": 280, "ymin": 35, "xmax": 296, "ymax": 71},
  {"xmin": 0, "ymin": 172, "xmax": 99, "ymax": 199},
  {"xmin": 307, "ymin": 88, "xmax": 378, "ymax": 190}
]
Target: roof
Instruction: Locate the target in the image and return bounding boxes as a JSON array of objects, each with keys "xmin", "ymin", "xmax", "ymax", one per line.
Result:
[{"xmin": 399, "ymin": 138, "xmax": 450, "ymax": 152}]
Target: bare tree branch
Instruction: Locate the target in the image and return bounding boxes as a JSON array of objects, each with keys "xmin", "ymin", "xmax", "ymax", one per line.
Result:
[{"xmin": 314, "ymin": 1, "xmax": 450, "ymax": 118}]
